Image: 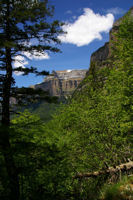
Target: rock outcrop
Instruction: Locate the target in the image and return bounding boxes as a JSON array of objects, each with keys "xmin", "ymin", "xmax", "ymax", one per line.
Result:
[
  {"xmin": 31, "ymin": 70, "xmax": 87, "ymax": 99},
  {"xmin": 30, "ymin": 8, "xmax": 133, "ymax": 101},
  {"xmin": 74, "ymin": 7, "xmax": 133, "ymax": 96},
  {"xmin": 90, "ymin": 7, "xmax": 133, "ymax": 69},
  {"xmin": 91, "ymin": 42, "xmax": 109, "ymax": 63}
]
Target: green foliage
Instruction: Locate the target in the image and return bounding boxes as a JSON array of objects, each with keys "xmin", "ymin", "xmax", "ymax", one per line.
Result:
[
  {"xmin": 40, "ymin": 12, "xmax": 133, "ymax": 199},
  {"xmin": 0, "ymin": 0, "xmax": 63, "ymax": 77},
  {"xmin": 28, "ymin": 101, "xmax": 61, "ymax": 122},
  {"xmin": 0, "ymin": 1, "xmax": 63, "ymax": 198},
  {"xmin": 1, "ymin": 7, "xmax": 133, "ymax": 200},
  {"xmin": 9, "ymin": 110, "xmax": 72, "ymax": 200},
  {"xmin": 100, "ymin": 176, "xmax": 133, "ymax": 200}
]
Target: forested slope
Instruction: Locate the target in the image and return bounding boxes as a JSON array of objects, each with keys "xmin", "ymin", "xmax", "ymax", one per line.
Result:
[
  {"xmin": 0, "ymin": 7, "xmax": 133, "ymax": 200},
  {"xmin": 42, "ymin": 8, "xmax": 133, "ymax": 199}
]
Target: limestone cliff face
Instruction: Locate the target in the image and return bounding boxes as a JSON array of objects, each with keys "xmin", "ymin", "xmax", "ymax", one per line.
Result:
[
  {"xmin": 73, "ymin": 7, "xmax": 133, "ymax": 96},
  {"xmin": 32, "ymin": 70, "xmax": 87, "ymax": 98},
  {"xmin": 90, "ymin": 7, "xmax": 133, "ymax": 69},
  {"xmin": 31, "ymin": 8, "xmax": 133, "ymax": 100},
  {"xmin": 91, "ymin": 42, "xmax": 109, "ymax": 63}
]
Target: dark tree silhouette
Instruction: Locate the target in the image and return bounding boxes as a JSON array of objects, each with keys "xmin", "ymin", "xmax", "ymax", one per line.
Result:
[{"xmin": 0, "ymin": 0, "xmax": 62, "ymax": 199}]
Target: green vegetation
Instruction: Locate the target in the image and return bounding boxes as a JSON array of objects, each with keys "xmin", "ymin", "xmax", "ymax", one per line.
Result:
[
  {"xmin": 100, "ymin": 176, "xmax": 133, "ymax": 200},
  {"xmin": 0, "ymin": 110, "xmax": 72, "ymax": 199},
  {"xmin": 0, "ymin": 5, "xmax": 133, "ymax": 200},
  {"xmin": 11, "ymin": 110, "xmax": 72, "ymax": 200},
  {"xmin": 40, "ymin": 11, "xmax": 133, "ymax": 199},
  {"xmin": 28, "ymin": 101, "xmax": 61, "ymax": 122},
  {"xmin": 0, "ymin": 0, "xmax": 62, "ymax": 198}
]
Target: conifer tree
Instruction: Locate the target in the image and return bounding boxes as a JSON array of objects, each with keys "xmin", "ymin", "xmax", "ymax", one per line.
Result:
[{"xmin": 0, "ymin": 0, "xmax": 62, "ymax": 199}]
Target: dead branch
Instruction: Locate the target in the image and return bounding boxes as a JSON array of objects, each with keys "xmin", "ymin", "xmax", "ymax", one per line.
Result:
[{"xmin": 74, "ymin": 161, "xmax": 133, "ymax": 179}]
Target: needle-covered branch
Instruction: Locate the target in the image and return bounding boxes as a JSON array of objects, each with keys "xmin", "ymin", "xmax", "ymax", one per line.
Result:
[{"xmin": 0, "ymin": 0, "xmax": 63, "ymax": 199}]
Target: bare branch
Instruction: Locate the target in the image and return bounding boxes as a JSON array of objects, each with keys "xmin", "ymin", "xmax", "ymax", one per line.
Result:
[{"xmin": 74, "ymin": 161, "xmax": 133, "ymax": 179}]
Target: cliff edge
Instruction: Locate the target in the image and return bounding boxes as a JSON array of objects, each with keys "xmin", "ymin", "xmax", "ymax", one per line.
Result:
[
  {"xmin": 31, "ymin": 69, "xmax": 87, "ymax": 99},
  {"xmin": 89, "ymin": 7, "xmax": 133, "ymax": 70}
]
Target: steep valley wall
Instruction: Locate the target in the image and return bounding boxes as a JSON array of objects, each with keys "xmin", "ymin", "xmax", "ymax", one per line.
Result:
[{"xmin": 31, "ymin": 70, "xmax": 87, "ymax": 99}]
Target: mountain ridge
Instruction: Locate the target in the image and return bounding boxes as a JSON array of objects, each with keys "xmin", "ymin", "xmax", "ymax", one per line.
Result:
[{"xmin": 30, "ymin": 69, "xmax": 87, "ymax": 99}]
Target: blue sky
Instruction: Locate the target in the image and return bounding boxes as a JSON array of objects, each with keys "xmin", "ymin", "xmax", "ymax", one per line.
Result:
[{"xmin": 14, "ymin": 0, "xmax": 133, "ymax": 87}]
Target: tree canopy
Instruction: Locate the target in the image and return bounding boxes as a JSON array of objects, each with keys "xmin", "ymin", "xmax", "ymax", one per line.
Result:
[
  {"xmin": 0, "ymin": 0, "xmax": 63, "ymax": 199},
  {"xmin": 0, "ymin": 3, "xmax": 133, "ymax": 200}
]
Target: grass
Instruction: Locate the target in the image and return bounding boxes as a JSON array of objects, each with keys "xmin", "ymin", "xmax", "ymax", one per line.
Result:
[{"xmin": 100, "ymin": 175, "xmax": 133, "ymax": 200}]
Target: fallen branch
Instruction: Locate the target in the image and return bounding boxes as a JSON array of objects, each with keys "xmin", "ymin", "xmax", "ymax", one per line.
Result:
[{"xmin": 74, "ymin": 161, "xmax": 133, "ymax": 179}]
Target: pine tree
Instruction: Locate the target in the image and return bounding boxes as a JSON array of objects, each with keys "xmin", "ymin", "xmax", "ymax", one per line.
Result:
[{"xmin": 0, "ymin": 0, "xmax": 62, "ymax": 199}]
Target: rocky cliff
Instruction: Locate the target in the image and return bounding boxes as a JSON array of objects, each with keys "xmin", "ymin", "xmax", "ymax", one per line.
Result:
[
  {"xmin": 90, "ymin": 7, "xmax": 133, "ymax": 69},
  {"xmin": 29, "ymin": 8, "xmax": 133, "ymax": 101},
  {"xmin": 74, "ymin": 7, "xmax": 133, "ymax": 96},
  {"xmin": 31, "ymin": 69, "xmax": 87, "ymax": 99},
  {"xmin": 91, "ymin": 42, "xmax": 109, "ymax": 63}
]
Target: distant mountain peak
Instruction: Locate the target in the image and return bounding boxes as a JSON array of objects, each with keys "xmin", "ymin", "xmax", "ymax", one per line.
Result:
[{"xmin": 32, "ymin": 69, "xmax": 87, "ymax": 99}]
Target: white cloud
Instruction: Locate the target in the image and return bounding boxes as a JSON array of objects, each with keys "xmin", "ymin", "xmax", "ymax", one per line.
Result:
[
  {"xmin": 23, "ymin": 51, "xmax": 50, "ymax": 60},
  {"xmin": 58, "ymin": 8, "xmax": 114, "ymax": 47},
  {"xmin": 106, "ymin": 7, "xmax": 126, "ymax": 16},
  {"xmin": 13, "ymin": 55, "xmax": 27, "ymax": 76},
  {"xmin": 13, "ymin": 51, "xmax": 50, "ymax": 76}
]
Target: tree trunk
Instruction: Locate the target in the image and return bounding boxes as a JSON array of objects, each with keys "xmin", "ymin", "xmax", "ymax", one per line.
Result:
[
  {"xmin": 0, "ymin": 127, "xmax": 20, "ymax": 200},
  {"xmin": 1, "ymin": 46, "xmax": 20, "ymax": 199},
  {"xmin": 0, "ymin": 1, "xmax": 20, "ymax": 196}
]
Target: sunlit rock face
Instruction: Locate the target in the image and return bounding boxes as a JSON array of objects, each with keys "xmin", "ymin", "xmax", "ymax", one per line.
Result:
[
  {"xmin": 73, "ymin": 7, "xmax": 133, "ymax": 95},
  {"xmin": 32, "ymin": 70, "xmax": 87, "ymax": 98},
  {"xmin": 90, "ymin": 7, "xmax": 133, "ymax": 68},
  {"xmin": 32, "ymin": 8, "xmax": 133, "ymax": 100}
]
